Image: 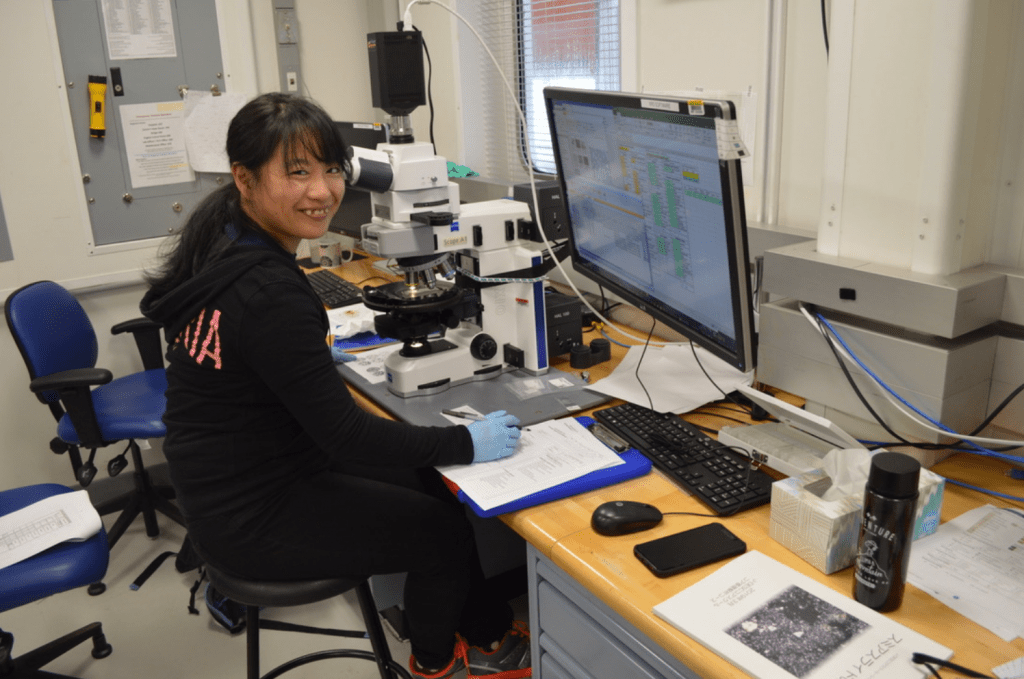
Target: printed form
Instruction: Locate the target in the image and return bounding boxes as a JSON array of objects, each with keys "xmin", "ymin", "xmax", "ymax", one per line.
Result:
[
  {"xmin": 437, "ymin": 416, "xmax": 624, "ymax": 512},
  {"xmin": 908, "ymin": 504, "xmax": 1024, "ymax": 641},
  {"xmin": 0, "ymin": 490, "xmax": 103, "ymax": 571}
]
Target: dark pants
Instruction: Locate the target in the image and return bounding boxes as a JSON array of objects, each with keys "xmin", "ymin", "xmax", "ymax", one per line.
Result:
[{"xmin": 187, "ymin": 463, "xmax": 512, "ymax": 667}]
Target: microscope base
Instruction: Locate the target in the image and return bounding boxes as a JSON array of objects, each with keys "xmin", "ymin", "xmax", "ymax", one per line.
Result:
[{"xmin": 384, "ymin": 343, "xmax": 505, "ymax": 398}]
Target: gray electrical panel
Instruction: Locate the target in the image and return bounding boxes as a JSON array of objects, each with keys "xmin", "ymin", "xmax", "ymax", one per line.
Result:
[
  {"xmin": 273, "ymin": 0, "xmax": 302, "ymax": 94},
  {"xmin": 52, "ymin": 0, "xmax": 226, "ymax": 247}
]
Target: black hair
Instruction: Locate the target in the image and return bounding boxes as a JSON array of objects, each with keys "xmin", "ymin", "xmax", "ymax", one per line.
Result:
[{"xmin": 144, "ymin": 93, "xmax": 349, "ymax": 297}]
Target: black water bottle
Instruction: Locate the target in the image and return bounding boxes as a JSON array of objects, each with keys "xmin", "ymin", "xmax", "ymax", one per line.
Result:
[{"xmin": 853, "ymin": 452, "xmax": 920, "ymax": 612}]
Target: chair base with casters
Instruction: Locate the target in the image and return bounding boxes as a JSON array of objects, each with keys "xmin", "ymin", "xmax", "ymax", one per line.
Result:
[
  {"xmin": 88, "ymin": 440, "xmax": 185, "ymax": 553},
  {"xmin": 0, "ymin": 484, "xmax": 113, "ymax": 679},
  {"xmin": 202, "ymin": 561, "xmax": 412, "ymax": 679},
  {"xmin": 0, "ymin": 622, "xmax": 112, "ymax": 679}
]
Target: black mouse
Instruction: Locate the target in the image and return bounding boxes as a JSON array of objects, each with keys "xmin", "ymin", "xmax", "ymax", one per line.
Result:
[{"xmin": 591, "ymin": 501, "xmax": 663, "ymax": 536}]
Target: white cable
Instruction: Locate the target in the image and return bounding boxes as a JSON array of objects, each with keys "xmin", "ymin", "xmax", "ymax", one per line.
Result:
[
  {"xmin": 798, "ymin": 303, "xmax": 1024, "ymax": 448},
  {"xmin": 401, "ymin": 0, "xmax": 686, "ymax": 347}
]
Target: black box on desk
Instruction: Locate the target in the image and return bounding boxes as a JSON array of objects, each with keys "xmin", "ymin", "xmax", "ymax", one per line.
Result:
[
  {"xmin": 514, "ymin": 180, "xmax": 568, "ymax": 242},
  {"xmin": 545, "ymin": 291, "xmax": 582, "ymax": 357}
]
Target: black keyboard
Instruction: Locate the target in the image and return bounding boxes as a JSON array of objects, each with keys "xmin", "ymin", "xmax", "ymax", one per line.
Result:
[
  {"xmin": 594, "ymin": 402, "xmax": 773, "ymax": 515},
  {"xmin": 306, "ymin": 269, "xmax": 364, "ymax": 309}
]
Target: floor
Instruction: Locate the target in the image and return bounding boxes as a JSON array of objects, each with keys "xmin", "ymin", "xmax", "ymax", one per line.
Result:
[{"xmin": 3, "ymin": 493, "xmax": 528, "ymax": 679}]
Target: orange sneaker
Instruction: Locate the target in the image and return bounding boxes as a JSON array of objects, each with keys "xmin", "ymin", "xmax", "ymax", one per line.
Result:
[
  {"xmin": 410, "ymin": 636, "xmax": 468, "ymax": 679},
  {"xmin": 465, "ymin": 620, "xmax": 532, "ymax": 679}
]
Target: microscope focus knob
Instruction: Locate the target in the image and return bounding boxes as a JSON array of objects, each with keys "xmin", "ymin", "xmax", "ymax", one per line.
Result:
[{"xmin": 470, "ymin": 334, "xmax": 498, "ymax": 360}]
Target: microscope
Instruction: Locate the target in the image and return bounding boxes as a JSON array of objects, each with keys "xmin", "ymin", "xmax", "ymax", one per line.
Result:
[{"xmin": 348, "ymin": 30, "xmax": 550, "ymax": 398}]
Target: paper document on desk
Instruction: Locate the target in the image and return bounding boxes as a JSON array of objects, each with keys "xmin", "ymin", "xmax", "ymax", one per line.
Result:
[
  {"xmin": 0, "ymin": 490, "xmax": 102, "ymax": 571},
  {"xmin": 326, "ymin": 304, "xmax": 378, "ymax": 339},
  {"xmin": 908, "ymin": 504, "xmax": 1024, "ymax": 641},
  {"xmin": 588, "ymin": 344, "xmax": 751, "ymax": 413},
  {"xmin": 654, "ymin": 550, "xmax": 951, "ymax": 679},
  {"xmin": 342, "ymin": 344, "xmax": 397, "ymax": 384},
  {"xmin": 437, "ymin": 417, "xmax": 624, "ymax": 512}
]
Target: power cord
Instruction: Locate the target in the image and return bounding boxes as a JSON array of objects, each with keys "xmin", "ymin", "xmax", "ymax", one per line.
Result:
[
  {"xmin": 802, "ymin": 303, "xmax": 1024, "ymax": 450},
  {"xmin": 410, "ymin": 24, "xmax": 436, "ymax": 147},
  {"xmin": 911, "ymin": 653, "xmax": 994, "ymax": 678}
]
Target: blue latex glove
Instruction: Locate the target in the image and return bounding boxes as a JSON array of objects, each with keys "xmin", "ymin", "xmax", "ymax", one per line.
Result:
[
  {"xmin": 331, "ymin": 345, "xmax": 357, "ymax": 363},
  {"xmin": 467, "ymin": 410, "xmax": 522, "ymax": 463}
]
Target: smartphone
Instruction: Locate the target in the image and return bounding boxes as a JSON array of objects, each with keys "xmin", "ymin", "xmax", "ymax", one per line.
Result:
[{"xmin": 634, "ymin": 523, "xmax": 746, "ymax": 578}]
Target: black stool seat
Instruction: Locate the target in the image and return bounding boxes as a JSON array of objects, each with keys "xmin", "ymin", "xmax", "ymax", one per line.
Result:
[
  {"xmin": 204, "ymin": 564, "xmax": 362, "ymax": 608},
  {"xmin": 200, "ymin": 559, "xmax": 411, "ymax": 679}
]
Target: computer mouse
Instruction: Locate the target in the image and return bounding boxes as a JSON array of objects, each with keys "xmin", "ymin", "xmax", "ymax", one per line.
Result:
[{"xmin": 591, "ymin": 501, "xmax": 663, "ymax": 536}]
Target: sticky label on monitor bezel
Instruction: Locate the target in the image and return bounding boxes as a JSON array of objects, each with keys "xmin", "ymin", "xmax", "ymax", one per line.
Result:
[{"xmin": 641, "ymin": 98, "xmax": 680, "ymax": 113}]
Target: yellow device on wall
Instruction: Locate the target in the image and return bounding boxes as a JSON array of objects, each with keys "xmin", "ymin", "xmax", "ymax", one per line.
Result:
[{"xmin": 88, "ymin": 75, "xmax": 107, "ymax": 139}]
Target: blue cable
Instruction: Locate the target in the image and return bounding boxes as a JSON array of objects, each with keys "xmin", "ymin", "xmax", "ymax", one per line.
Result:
[
  {"xmin": 816, "ymin": 313, "xmax": 1024, "ymax": 465},
  {"xmin": 599, "ymin": 327, "xmax": 631, "ymax": 348},
  {"xmin": 945, "ymin": 478, "xmax": 1024, "ymax": 504}
]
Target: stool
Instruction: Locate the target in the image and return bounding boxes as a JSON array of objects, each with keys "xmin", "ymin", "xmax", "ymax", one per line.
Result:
[{"xmin": 203, "ymin": 561, "xmax": 411, "ymax": 679}]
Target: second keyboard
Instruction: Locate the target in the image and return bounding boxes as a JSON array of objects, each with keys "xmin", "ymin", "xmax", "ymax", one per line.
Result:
[
  {"xmin": 594, "ymin": 402, "xmax": 773, "ymax": 515},
  {"xmin": 306, "ymin": 269, "xmax": 365, "ymax": 309}
]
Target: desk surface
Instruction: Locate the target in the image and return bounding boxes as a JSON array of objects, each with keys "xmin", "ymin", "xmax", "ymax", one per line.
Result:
[{"xmin": 325, "ymin": 256, "xmax": 1024, "ymax": 677}]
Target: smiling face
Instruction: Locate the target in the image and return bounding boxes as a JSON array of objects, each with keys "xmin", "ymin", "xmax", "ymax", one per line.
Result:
[{"xmin": 233, "ymin": 140, "xmax": 346, "ymax": 253}]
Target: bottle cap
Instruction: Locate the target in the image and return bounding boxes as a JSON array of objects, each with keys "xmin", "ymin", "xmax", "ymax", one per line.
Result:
[{"xmin": 867, "ymin": 452, "xmax": 921, "ymax": 498}]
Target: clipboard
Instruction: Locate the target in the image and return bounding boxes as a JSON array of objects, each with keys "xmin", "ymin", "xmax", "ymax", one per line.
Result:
[{"xmin": 447, "ymin": 416, "xmax": 652, "ymax": 518}]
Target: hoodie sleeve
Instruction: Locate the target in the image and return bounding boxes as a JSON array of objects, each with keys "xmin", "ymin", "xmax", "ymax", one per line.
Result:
[{"xmin": 236, "ymin": 277, "xmax": 474, "ymax": 468}]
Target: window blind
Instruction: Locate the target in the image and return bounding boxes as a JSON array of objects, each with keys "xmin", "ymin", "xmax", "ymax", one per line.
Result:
[{"xmin": 458, "ymin": 0, "xmax": 620, "ymax": 181}]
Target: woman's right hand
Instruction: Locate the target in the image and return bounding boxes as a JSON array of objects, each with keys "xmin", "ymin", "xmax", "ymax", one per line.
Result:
[{"xmin": 467, "ymin": 410, "xmax": 522, "ymax": 463}]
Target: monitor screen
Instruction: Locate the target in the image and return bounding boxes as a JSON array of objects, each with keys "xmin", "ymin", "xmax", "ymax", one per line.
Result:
[
  {"xmin": 543, "ymin": 88, "xmax": 756, "ymax": 372},
  {"xmin": 330, "ymin": 121, "xmax": 389, "ymax": 238}
]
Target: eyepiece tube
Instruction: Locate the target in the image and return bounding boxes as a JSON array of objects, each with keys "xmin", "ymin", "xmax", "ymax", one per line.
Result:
[{"xmin": 348, "ymin": 146, "xmax": 394, "ymax": 193}]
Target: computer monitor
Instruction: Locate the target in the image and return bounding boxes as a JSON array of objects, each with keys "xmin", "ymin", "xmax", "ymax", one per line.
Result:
[
  {"xmin": 543, "ymin": 87, "xmax": 756, "ymax": 372},
  {"xmin": 330, "ymin": 121, "xmax": 389, "ymax": 238}
]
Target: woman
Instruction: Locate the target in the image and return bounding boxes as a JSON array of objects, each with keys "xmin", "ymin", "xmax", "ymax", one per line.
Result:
[{"xmin": 141, "ymin": 92, "xmax": 530, "ymax": 679}]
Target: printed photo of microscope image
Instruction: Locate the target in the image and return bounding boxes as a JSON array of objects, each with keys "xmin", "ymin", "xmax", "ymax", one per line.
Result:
[{"xmin": 724, "ymin": 585, "xmax": 871, "ymax": 678}]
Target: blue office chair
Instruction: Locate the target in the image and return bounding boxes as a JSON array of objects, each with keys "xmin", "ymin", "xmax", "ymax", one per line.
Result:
[
  {"xmin": 4, "ymin": 281, "xmax": 184, "ymax": 557},
  {"xmin": 0, "ymin": 483, "xmax": 113, "ymax": 678}
]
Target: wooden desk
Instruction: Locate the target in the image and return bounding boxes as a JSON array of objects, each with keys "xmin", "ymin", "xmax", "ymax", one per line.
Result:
[{"xmin": 327, "ymin": 258, "xmax": 1024, "ymax": 678}]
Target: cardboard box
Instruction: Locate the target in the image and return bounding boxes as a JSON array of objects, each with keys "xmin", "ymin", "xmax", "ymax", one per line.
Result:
[{"xmin": 768, "ymin": 467, "xmax": 945, "ymax": 574}]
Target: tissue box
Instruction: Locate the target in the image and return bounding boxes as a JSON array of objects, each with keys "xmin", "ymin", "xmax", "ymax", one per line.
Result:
[{"xmin": 768, "ymin": 467, "xmax": 945, "ymax": 574}]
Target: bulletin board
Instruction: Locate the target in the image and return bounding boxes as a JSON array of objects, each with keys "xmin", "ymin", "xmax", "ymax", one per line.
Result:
[{"xmin": 52, "ymin": 0, "xmax": 226, "ymax": 247}]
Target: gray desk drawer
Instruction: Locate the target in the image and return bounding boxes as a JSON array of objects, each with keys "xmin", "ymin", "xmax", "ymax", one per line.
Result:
[
  {"xmin": 538, "ymin": 580, "xmax": 667, "ymax": 679},
  {"xmin": 538, "ymin": 650, "xmax": 577, "ymax": 679},
  {"xmin": 528, "ymin": 545, "xmax": 700, "ymax": 679}
]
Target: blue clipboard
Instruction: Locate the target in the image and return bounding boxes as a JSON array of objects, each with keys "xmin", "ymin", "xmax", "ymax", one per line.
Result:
[{"xmin": 453, "ymin": 416, "xmax": 652, "ymax": 518}]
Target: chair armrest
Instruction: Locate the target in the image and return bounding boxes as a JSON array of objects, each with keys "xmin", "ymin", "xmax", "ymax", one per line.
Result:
[
  {"xmin": 30, "ymin": 368, "xmax": 112, "ymax": 449},
  {"xmin": 112, "ymin": 317, "xmax": 165, "ymax": 371},
  {"xmin": 30, "ymin": 368, "xmax": 113, "ymax": 393}
]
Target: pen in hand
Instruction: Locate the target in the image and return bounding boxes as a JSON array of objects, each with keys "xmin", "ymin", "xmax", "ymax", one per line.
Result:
[
  {"xmin": 442, "ymin": 409, "xmax": 486, "ymax": 422},
  {"xmin": 443, "ymin": 409, "xmax": 525, "ymax": 431}
]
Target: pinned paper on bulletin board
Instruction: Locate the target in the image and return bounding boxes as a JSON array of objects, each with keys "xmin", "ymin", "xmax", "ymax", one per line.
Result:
[
  {"xmin": 183, "ymin": 91, "xmax": 250, "ymax": 173},
  {"xmin": 119, "ymin": 101, "xmax": 194, "ymax": 189},
  {"xmin": 100, "ymin": 0, "xmax": 178, "ymax": 60}
]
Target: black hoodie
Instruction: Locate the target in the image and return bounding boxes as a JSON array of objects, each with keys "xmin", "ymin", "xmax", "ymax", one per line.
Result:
[{"xmin": 140, "ymin": 227, "xmax": 473, "ymax": 521}]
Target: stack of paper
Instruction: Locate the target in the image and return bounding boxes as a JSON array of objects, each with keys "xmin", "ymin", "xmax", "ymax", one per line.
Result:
[
  {"xmin": 0, "ymin": 490, "xmax": 102, "ymax": 570},
  {"xmin": 908, "ymin": 505, "xmax": 1024, "ymax": 641},
  {"xmin": 437, "ymin": 416, "xmax": 624, "ymax": 512},
  {"xmin": 588, "ymin": 344, "xmax": 751, "ymax": 413}
]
